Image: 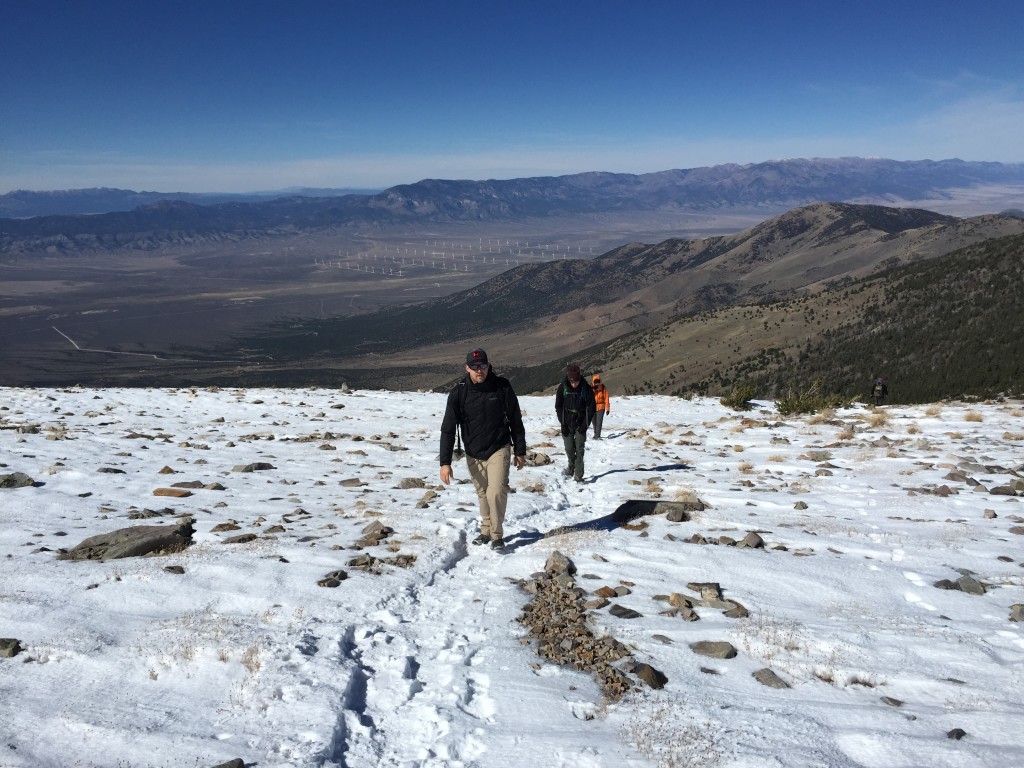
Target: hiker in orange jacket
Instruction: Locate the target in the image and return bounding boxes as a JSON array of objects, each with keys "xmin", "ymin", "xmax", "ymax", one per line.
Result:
[{"xmin": 592, "ymin": 374, "xmax": 610, "ymax": 439}]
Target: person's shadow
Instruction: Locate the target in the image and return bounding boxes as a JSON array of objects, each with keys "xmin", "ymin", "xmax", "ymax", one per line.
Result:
[
  {"xmin": 503, "ymin": 481, "xmax": 693, "ymax": 553},
  {"xmin": 585, "ymin": 461, "xmax": 692, "ymax": 482}
]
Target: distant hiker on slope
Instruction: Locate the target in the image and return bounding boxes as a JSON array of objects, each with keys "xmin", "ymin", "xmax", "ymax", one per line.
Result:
[
  {"xmin": 591, "ymin": 374, "xmax": 610, "ymax": 439},
  {"xmin": 439, "ymin": 348, "xmax": 526, "ymax": 552},
  {"xmin": 555, "ymin": 363, "xmax": 596, "ymax": 483},
  {"xmin": 871, "ymin": 376, "xmax": 889, "ymax": 406}
]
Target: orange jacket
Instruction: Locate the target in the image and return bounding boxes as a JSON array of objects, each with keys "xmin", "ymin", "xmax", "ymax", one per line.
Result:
[{"xmin": 592, "ymin": 378, "xmax": 610, "ymax": 412}]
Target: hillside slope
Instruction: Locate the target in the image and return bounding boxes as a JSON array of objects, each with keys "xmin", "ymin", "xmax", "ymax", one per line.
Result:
[
  {"xmin": 240, "ymin": 204, "xmax": 1024, "ymax": 368},
  {"xmin": 579, "ymin": 231, "xmax": 1024, "ymax": 403}
]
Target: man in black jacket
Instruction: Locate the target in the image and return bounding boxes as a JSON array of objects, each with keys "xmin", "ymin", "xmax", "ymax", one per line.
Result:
[
  {"xmin": 440, "ymin": 348, "xmax": 527, "ymax": 551},
  {"xmin": 555, "ymin": 363, "xmax": 596, "ymax": 483}
]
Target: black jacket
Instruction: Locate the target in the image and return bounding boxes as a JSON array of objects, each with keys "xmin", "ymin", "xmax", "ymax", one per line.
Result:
[
  {"xmin": 439, "ymin": 370, "xmax": 527, "ymax": 465},
  {"xmin": 554, "ymin": 377, "xmax": 596, "ymax": 435}
]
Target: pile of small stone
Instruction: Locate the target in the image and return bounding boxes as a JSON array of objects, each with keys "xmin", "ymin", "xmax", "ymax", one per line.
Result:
[
  {"xmin": 933, "ymin": 572, "xmax": 988, "ymax": 595},
  {"xmin": 516, "ymin": 550, "xmax": 665, "ymax": 700},
  {"xmin": 346, "ymin": 552, "xmax": 417, "ymax": 574},
  {"xmin": 354, "ymin": 520, "xmax": 394, "ymax": 549},
  {"xmin": 682, "ymin": 531, "xmax": 769, "ymax": 549},
  {"xmin": 655, "ymin": 581, "xmax": 750, "ymax": 620}
]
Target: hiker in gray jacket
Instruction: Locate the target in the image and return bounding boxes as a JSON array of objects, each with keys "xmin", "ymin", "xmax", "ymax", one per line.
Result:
[{"xmin": 554, "ymin": 363, "xmax": 596, "ymax": 483}]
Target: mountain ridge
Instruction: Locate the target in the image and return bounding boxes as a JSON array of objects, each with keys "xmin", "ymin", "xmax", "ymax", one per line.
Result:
[{"xmin": 4, "ymin": 158, "xmax": 1023, "ymax": 255}]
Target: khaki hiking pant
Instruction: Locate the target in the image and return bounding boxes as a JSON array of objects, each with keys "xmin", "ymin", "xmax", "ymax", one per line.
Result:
[{"xmin": 466, "ymin": 445, "xmax": 512, "ymax": 541}]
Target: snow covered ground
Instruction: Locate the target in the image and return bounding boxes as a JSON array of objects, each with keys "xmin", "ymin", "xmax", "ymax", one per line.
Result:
[{"xmin": 1, "ymin": 386, "xmax": 1022, "ymax": 768}]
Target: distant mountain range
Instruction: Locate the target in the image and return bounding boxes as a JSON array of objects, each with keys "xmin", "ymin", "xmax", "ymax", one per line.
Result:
[
  {"xmin": 3, "ymin": 157, "xmax": 1024, "ymax": 255},
  {"xmin": 0, "ymin": 186, "xmax": 381, "ymax": 219}
]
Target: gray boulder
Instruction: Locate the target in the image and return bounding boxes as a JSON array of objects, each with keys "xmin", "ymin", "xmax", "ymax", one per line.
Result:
[
  {"xmin": 0, "ymin": 472, "xmax": 35, "ymax": 489},
  {"xmin": 689, "ymin": 640, "xmax": 738, "ymax": 659},
  {"xmin": 0, "ymin": 639, "xmax": 23, "ymax": 658},
  {"xmin": 753, "ymin": 668, "xmax": 790, "ymax": 688},
  {"xmin": 59, "ymin": 519, "xmax": 194, "ymax": 561},
  {"xmin": 611, "ymin": 498, "xmax": 705, "ymax": 525}
]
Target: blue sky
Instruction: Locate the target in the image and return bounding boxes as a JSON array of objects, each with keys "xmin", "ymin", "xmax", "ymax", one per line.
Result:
[{"xmin": 3, "ymin": 0, "xmax": 1023, "ymax": 193}]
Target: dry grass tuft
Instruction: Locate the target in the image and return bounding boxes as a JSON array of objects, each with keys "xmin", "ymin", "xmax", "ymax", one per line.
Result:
[
  {"xmin": 847, "ymin": 673, "xmax": 879, "ymax": 688},
  {"xmin": 866, "ymin": 411, "xmax": 889, "ymax": 428},
  {"xmin": 242, "ymin": 644, "xmax": 261, "ymax": 674},
  {"xmin": 737, "ymin": 611, "xmax": 806, "ymax": 661},
  {"xmin": 808, "ymin": 409, "xmax": 837, "ymax": 425},
  {"xmin": 623, "ymin": 692, "xmax": 722, "ymax": 768},
  {"xmin": 964, "ymin": 411, "xmax": 983, "ymax": 422}
]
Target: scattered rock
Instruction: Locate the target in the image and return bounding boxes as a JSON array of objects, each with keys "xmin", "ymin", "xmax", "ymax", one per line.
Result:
[
  {"xmin": 153, "ymin": 487, "xmax": 193, "ymax": 498},
  {"xmin": 626, "ymin": 662, "xmax": 668, "ymax": 689},
  {"xmin": 608, "ymin": 604, "xmax": 642, "ymax": 619},
  {"xmin": 956, "ymin": 575, "xmax": 987, "ymax": 595},
  {"xmin": 545, "ymin": 550, "xmax": 576, "ymax": 575},
  {"xmin": 0, "ymin": 472, "xmax": 35, "ymax": 489},
  {"xmin": 222, "ymin": 533, "xmax": 258, "ymax": 544},
  {"xmin": 722, "ymin": 601, "xmax": 750, "ymax": 619},
  {"xmin": 318, "ymin": 570, "xmax": 348, "ymax": 587},
  {"xmin": 738, "ymin": 532, "xmax": 765, "ymax": 549},
  {"xmin": 688, "ymin": 582, "xmax": 723, "ymax": 600},
  {"xmin": 881, "ymin": 696, "xmax": 904, "ymax": 707},
  {"xmin": 0, "ymin": 639, "xmax": 23, "ymax": 658},
  {"xmin": 689, "ymin": 640, "xmax": 737, "ymax": 659},
  {"xmin": 947, "ymin": 728, "xmax": 967, "ymax": 741},
  {"xmin": 232, "ymin": 462, "xmax": 275, "ymax": 472},
  {"xmin": 611, "ymin": 498, "xmax": 704, "ymax": 525},
  {"xmin": 163, "ymin": 565, "xmax": 185, "ymax": 575},
  {"xmin": 1009, "ymin": 604, "xmax": 1024, "ymax": 622},
  {"xmin": 753, "ymin": 668, "xmax": 790, "ymax": 688}
]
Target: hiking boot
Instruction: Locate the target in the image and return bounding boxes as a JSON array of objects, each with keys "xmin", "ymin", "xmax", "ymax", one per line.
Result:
[
  {"xmin": 574, "ymin": 476, "xmax": 584, "ymax": 484},
  {"xmin": 471, "ymin": 533, "xmax": 490, "ymax": 546},
  {"xmin": 490, "ymin": 537, "xmax": 506, "ymax": 552},
  {"xmin": 564, "ymin": 467, "xmax": 573, "ymax": 477}
]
